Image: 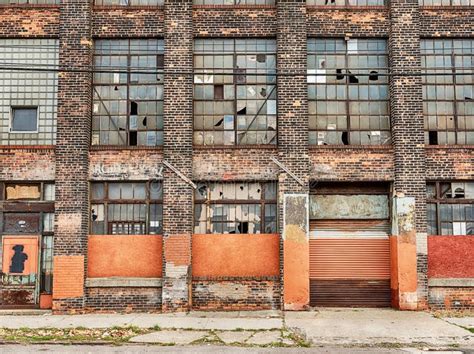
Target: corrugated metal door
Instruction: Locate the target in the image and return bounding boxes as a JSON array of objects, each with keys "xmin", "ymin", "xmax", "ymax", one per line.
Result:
[{"xmin": 309, "ymin": 191, "xmax": 391, "ymax": 308}]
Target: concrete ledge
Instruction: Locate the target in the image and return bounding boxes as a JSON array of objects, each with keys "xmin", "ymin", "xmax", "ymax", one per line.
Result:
[
  {"xmin": 428, "ymin": 278, "xmax": 474, "ymax": 287},
  {"xmin": 86, "ymin": 277, "xmax": 163, "ymax": 288}
]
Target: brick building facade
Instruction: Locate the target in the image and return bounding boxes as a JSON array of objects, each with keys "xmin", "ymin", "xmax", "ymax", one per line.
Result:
[{"xmin": 0, "ymin": 0, "xmax": 472, "ymax": 312}]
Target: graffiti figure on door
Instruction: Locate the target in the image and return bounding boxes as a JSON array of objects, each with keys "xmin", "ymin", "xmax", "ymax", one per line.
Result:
[{"xmin": 9, "ymin": 245, "xmax": 28, "ymax": 274}]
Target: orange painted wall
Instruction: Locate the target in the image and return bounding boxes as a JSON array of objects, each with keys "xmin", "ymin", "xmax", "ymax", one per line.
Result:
[
  {"xmin": 192, "ymin": 234, "xmax": 279, "ymax": 277},
  {"xmin": 88, "ymin": 235, "xmax": 163, "ymax": 278},
  {"xmin": 428, "ymin": 236, "xmax": 474, "ymax": 278}
]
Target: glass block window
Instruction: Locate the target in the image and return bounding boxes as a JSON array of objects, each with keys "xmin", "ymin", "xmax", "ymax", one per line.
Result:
[
  {"xmin": 194, "ymin": 0, "xmax": 274, "ymax": 4},
  {"xmin": 307, "ymin": 0, "xmax": 384, "ymax": 5},
  {"xmin": 95, "ymin": 0, "xmax": 163, "ymax": 5},
  {"xmin": 90, "ymin": 181, "xmax": 163, "ymax": 235},
  {"xmin": 93, "ymin": 39, "xmax": 164, "ymax": 146},
  {"xmin": 308, "ymin": 39, "xmax": 390, "ymax": 145},
  {"xmin": 0, "ymin": 39, "xmax": 59, "ymax": 145},
  {"xmin": 421, "ymin": 39, "xmax": 474, "ymax": 145},
  {"xmin": 194, "ymin": 182, "xmax": 277, "ymax": 234},
  {"xmin": 426, "ymin": 181, "xmax": 474, "ymax": 235},
  {"xmin": 194, "ymin": 39, "xmax": 277, "ymax": 145}
]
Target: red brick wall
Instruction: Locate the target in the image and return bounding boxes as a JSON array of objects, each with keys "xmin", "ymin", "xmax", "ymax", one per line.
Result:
[
  {"xmin": 428, "ymin": 236, "xmax": 474, "ymax": 278},
  {"xmin": 0, "ymin": 7, "xmax": 59, "ymax": 37}
]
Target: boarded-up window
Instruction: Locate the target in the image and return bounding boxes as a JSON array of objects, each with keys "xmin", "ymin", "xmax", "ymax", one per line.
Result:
[{"xmin": 5, "ymin": 184, "xmax": 41, "ymax": 201}]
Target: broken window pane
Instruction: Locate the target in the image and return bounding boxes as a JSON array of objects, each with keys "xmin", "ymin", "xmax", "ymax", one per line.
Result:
[
  {"xmin": 93, "ymin": 39, "xmax": 164, "ymax": 146},
  {"xmin": 90, "ymin": 182, "xmax": 162, "ymax": 235},
  {"xmin": 95, "ymin": 0, "xmax": 164, "ymax": 5},
  {"xmin": 421, "ymin": 39, "xmax": 474, "ymax": 145},
  {"xmin": 428, "ymin": 181, "xmax": 474, "ymax": 235},
  {"xmin": 194, "ymin": 182, "xmax": 277, "ymax": 234},
  {"xmin": 194, "ymin": 39, "xmax": 277, "ymax": 145},
  {"xmin": 194, "ymin": 0, "xmax": 275, "ymax": 4},
  {"xmin": 308, "ymin": 39, "xmax": 390, "ymax": 145}
]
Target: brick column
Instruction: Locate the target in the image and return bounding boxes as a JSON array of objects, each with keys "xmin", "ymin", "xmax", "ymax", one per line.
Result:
[
  {"xmin": 162, "ymin": 0, "xmax": 194, "ymax": 311},
  {"xmin": 277, "ymin": 0, "xmax": 310, "ymax": 310},
  {"xmin": 389, "ymin": 0, "xmax": 427, "ymax": 310},
  {"xmin": 52, "ymin": 0, "xmax": 92, "ymax": 313}
]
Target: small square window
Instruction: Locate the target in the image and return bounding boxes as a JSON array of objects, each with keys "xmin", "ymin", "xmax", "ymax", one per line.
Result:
[{"xmin": 11, "ymin": 107, "xmax": 38, "ymax": 133}]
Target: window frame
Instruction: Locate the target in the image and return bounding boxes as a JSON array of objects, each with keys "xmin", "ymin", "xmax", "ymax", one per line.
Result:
[
  {"xmin": 194, "ymin": 181, "xmax": 278, "ymax": 234},
  {"xmin": 306, "ymin": 0, "xmax": 386, "ymax": 6},
  {"xmin": 10, "ymin": 107, "xmax": 39, "ymax": 134},
  {"xmin": 193, "ymin": 0, "xmax": 275, "ymax": 4},
  {"xmin": 92, "ymin": 39, "xmax": 165, "ymax": 147},
  {"xmin": 94, "ymin": 0, "xmax": 164, "ymax": 6},
  {"xmin": 308, "ymin": 38, "xmax": 391, "ymax": 146},
  {"xmin": 421, "ymin": 39, "xmax": 474, "ymax": 145},
  {"xmin": 426, "ymin": 181, "xmax": 474, "ymax": 235},
  {"xmin": 193, "ymin": 38, "xmax": 278, "ymax": 146},
  {"xmin": 90, "ymin": 181, "xmax": 163, "ymax": 235}
]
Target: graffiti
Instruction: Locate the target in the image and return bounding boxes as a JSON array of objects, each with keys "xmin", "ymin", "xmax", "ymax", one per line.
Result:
[
  {"xmin": 91, "ymin": 163, "xmax": 164, "ymax": 179},
  {"xmin": 9, "ymin": 245, "xmax": 28, "ymax": 274}
]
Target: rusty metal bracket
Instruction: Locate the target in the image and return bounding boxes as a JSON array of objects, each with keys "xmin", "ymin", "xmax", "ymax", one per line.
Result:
[
  {"xmin": 270, "ymin": 157, "xmax": 305, "ymax": 187},
  {"xmin": 163, "ymin": 160, "xmax": 197, "ymax": 190}
]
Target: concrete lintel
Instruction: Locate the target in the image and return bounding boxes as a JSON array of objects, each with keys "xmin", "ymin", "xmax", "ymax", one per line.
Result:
[
  {"xmin": 428, "ymin": 278, "xmax": 474, "ymax": 287},
  {"xmin": 85, "ymin": 277, "xmax": 163, "ymax": 288}
]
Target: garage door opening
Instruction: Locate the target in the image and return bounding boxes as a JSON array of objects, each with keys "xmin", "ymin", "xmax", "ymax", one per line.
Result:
[{"xmin": 309, "ymin": 183, "xmax": 391, "ymax": 308}]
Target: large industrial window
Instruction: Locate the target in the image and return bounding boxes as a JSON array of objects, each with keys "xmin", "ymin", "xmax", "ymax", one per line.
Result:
[
  {"xmin": 194, "ymin": 0, "xmax": 275, "ymax": 4},
  {"xmin": 0, "ymin": 39, "xmax": 59, "ymax": 145},
  {"xmin": 194, "ymin": 182, "xmax": 277, "ymax": 234},
  {"xmin": 419, "ymin": 0, "xmax": 472, "ymax": 5},
  {"xmin": 90, "ymin": 182, "xmax": 163, "ymax": 235},
  {"xmin": 194, "ymin": 39, "xmax": 277, "ymax": 146},
  {"xmin": 421, "ymin": 39, "xmax": 474, "ymax": 145},
  {"xmin": 93, "ymin": 39, "xmax": 164, "ymax": 146},
  {"xmin": 0, "ymin": 182, "xmax": 55, "ymax": 294},
  {"xmin": 427, "ymin": 181, "xmax": 474, "ymax": 235},
  {"xmin": 307, "ymin": 0, "xmax": 385, "ymax": 5},
  {"xmin": 94, "ymin": 0, "xmax": 164, "ymax": 5},
  {"xmin": 0, "ymin": 0, "xmax": 59, "ymax": 4},
  {"xmin": 308, "ymin": 39, "xmax": 390, "ymax": 145}
]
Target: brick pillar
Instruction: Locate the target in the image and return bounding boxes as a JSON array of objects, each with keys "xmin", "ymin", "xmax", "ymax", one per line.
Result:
[
  {"xmin": 162, "ymin": 0, "xmax": 194, "ymax": 311},
  {"xmin": 389, "ymin": 0, "xmax": 427, "ymax": 310},
  {"xmin": 52, "ymin": 0, "xmax": 92, "ymax": 313},
  {"xmin": 277, "ymin": 0, "xmax": 310, "ymax": 310}
]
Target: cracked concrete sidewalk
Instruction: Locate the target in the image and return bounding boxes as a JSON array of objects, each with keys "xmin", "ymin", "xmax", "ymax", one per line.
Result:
[{"xmin": 0, "ymin": 308, "xmax": 472, "ymax": 348}]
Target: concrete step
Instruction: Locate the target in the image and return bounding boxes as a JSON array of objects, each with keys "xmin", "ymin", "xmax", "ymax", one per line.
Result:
[{"xmin": 0, "ymin": 309, "xmax": 51, "ymax": 316}]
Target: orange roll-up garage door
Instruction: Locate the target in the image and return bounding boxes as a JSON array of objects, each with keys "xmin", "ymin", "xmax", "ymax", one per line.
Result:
[{"xmin": 309, "ymin": 219, "xmax": 391, "ymax": 307}]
